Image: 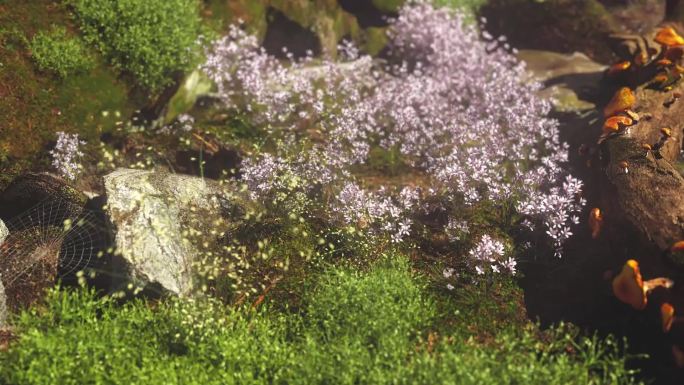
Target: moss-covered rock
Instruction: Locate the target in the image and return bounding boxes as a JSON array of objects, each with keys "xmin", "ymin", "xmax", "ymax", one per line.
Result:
[{"xmin": 210, "ymin": 0, "xmax": 362, "ymax": 57}]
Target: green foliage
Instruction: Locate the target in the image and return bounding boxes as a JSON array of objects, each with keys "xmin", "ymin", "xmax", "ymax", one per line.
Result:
[
  {"xmin": 372, "ymin": 0, "xmax": 406, "ymax": 13},
  {"xmin": 433, "ymin": 0, "xmax": 487, "ymax": 11},
  {"xmin": 0, "ymin": 257, "xmax": 640, "ymax": 385},
  {"xmin": 68, "ymin": 0, "xmax": 203, "ymax": 92},
  {"xmin": 432, "ymin": 0, "xmax": 487, "ymax": 22},
  {"xmin": 29, "ymin": 26, "xmax": 93, "ymax": 78}
]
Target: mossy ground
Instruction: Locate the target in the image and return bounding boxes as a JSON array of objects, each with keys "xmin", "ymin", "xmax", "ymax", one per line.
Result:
[
  {"xmin": 0, "ymin": 256, "xmax": 640, "ymax": 385},
  {"xmin": 0, "ymin": 0, "xmax": 137, "ymax": 190}
]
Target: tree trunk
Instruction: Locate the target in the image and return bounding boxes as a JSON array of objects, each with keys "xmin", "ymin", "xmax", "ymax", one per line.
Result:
[
  {"xmin": 592, "ymin": 68, "xmax": 684, "ymax": 275},
  {"xmin": 666, "ymin": 0, "xmax": 684, "ymax": 21}
]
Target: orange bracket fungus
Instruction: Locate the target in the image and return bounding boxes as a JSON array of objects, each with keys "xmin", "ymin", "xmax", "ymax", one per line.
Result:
[
  {"xmin": 655, "ymin": 27, "xmax": 684, "ymax": 47},
  {"xmin": 612, "ymin": 259, "xmax": 674, "ymax": 310},
  {"xmin": 588, "ymin": 208, "xmax": 603, "ymax": 239},
  {"xmin": 662, "ymin": 303, "xmax": 675, "ymax": 332},
  {"xmin": 602, "ymin": 116, "xmax": 633, "ymax": 134},
  {"xmin": 604, "ymin": 87, "xmax": 636, "ymax": 117},
  {"xmin": 618, "ymin": 161, "xmax": 629, "ymax": 174},
  {"xmin": 657, "ymin": 59, "xmax": 674, "ymax": 68},
  {"xmin": 613, "ymin": 260, "xmax": 647, "ymax": 310},
  {"xmin": 671, "ymin": 240, "xmax": 684, "ymax": 252},
  {"xmin": 641, "ymin": 143, "xmax": 652, "ymax": 157},
  {"xmin": 607, "ymin": 61, "xmax": 631, "ymax": 77}
]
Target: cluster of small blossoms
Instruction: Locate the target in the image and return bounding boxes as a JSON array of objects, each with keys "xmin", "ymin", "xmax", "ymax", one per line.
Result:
[
  {"xmin": 50, "ymin": 131, "xmax": 85, "ymax": 181},
  {"xmin": 240, "ymin": 149, "xmax": 338, "ymax": 211},
  {"xmin": 331, "ymin": 182, "xmax": 420, "ymax": 243},
  {"xmin": 202, "ymin": 23, "xmax": 373, "ymax": 132},
  {"xmin": 517, "ymin": 175, "xmax": 584, "ymax": 257},
  {"xmin": 364, "ymin": 2, "xmax": 582, "ymax": 256},
  {"xmin": 468, "ymin": 234, "xmax": 516, "ymax": 276},
  {"xmin": 445, "ymin": 218, "xmax": 470, "ymax": 242},
  {"xmin": 203, "ymin": 2, "xmax": 583, "ymax": 256}
]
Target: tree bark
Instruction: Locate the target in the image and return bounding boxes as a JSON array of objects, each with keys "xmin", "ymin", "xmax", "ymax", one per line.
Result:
[
  {"xmin": 595, "ymin": 77, "xmax": 684, "ymax": 271},
  {"xmin": 666, "ymin": 0, "xmax": 684, "ymax": 21}
]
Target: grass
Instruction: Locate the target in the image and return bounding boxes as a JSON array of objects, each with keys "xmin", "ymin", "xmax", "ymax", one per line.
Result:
[
  {"xmin": 0, "ymin": 255, "xmax": 641, "ymax": 385},
  {"xmin": 29, "ymin": 26, "xmax": 93, "ymax": 78}
]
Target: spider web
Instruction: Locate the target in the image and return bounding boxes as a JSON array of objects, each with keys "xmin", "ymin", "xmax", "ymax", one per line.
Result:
[{"xmin": 0, "ymin": 197, "xmax": 110, "ymax": 287}]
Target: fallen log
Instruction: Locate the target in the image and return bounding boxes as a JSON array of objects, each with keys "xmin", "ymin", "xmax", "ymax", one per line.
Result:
[{"xmin": 597, "ymin": 82, "xmax": 684, "ymax": 267}]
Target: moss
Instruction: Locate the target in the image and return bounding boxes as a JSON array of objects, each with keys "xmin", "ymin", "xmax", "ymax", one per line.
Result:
[
  {"xmin": 54, "ymin": 63, "xmax": 135, "ymax": 140},
  {"xmin": 0, "ymin": 259, "xmax": 642, "ymax": 385},
  {"xmin": 362, "ymin": 27, "xmax": 388, "ymax": 56},
  {"xmin": 29, "ymin": 26, "xmax": 93, "ymax": 78},
  {"xmin": 371, "ymin": 0, "xmax": 405, "ymax": 13},
  {"xmin": 216, "ymin": 0, "xmax": 269, "ymax": 37},
  {"xmin": 0, "ymin": 0, "xmax": 144, "ymax": 181}
]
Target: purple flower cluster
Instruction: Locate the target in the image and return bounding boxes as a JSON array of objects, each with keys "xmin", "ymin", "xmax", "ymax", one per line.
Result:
[
  {"xmin": 331, "ymin": 182, "xmax": 419, "ymax": 243},
  {"xmin": 203, "ymin": 2, "xmax": 583, "ymax": 258},
  {"xmin": 50, "ymin": 131, "xmax": 85, "ymax": 181},
  {"xmin": 202, "ymin": 24, "xmax": 372, "ymax": 132},
  {"xmin": 468, "ymin": 234, "xmax": 516, "ymax": 276}
]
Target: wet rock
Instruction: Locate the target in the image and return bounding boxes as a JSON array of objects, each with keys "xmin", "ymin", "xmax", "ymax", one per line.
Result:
[
  {"xmin": 160, "ymin": 70, "xmax": 214, "ymax": 126},
  {"xmin": 0, "ymin": 219, "xmax": 7, "ymax": 245},
  {"xmin": 518, "ymin": 49, "xmax": 606, "ymax": 112},
  {"xmin": 103, "ymin": 169, "xmax": 247, "ymax": 296}
]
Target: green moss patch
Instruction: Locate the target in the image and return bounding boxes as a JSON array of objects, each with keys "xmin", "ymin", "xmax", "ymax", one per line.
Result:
[{"xmin": 0, "ymin": 256, "xmax": 641, "ymax": 385}]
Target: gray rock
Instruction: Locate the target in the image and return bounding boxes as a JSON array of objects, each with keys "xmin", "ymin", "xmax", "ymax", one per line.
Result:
[
  {"xmin": 103, "ymin": 169, "xmax": 246, "ymax": 296},
  {"xmin": 0, "ymin": 219, "xmax": 7, "ymax": 327},
  {"xmin": 0, "ymin": 218, "xmax": 7, "ymax": 245},
  {"xmin": 518, "ymin": 49, "xmax": 606, "ymax": 112}
]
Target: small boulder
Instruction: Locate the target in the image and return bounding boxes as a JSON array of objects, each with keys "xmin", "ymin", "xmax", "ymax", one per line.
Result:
[
  {"xmin": 518, "ymin": 49, "xmax": 606, "ymax": 113},
  {"xmin": 0, "ymin": 218, "xmax": 7, "ymax": 245},
  {"xmin": 103, "ymin": 169, "xmax": 247, "ymax": 296}
]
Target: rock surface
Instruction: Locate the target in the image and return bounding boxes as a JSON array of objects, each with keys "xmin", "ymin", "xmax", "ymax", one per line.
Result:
[
  {"xmin": 0, "ymin": 219, "xmax": 7, "ymax": 327},
  {"xmin": 103, "ymin": 168, "xmax": 246, "ymax": 296},
  {"xmin": 0, "ymin": 219, "xmax": 7, "ymax": 245},
  {"xmin": 519, "ymin": 49, "xmax": 606, "ymax": 112}
]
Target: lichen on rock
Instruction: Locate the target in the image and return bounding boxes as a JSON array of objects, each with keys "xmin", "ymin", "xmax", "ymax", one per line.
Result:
[{"xmin": 103, "ymin": 168, "xmax": 247, "ymax": 296}]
